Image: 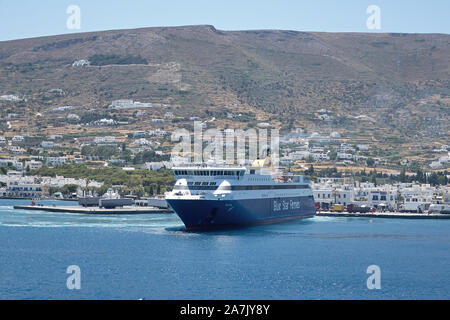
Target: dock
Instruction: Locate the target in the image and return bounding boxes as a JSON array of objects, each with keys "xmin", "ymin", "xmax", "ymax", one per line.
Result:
[
  {"xmin": 316, "ymin": 211, "xmax": 450, "ymax": 219},
  {"xmin": 13, "ymin": 205, "xmax": 173, "ymax": 215}
]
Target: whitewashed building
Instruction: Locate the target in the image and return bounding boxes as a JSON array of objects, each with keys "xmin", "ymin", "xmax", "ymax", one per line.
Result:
[
  {"xmin": 25, "ymin": 160, "xmax": 43, "ymax": 171},
  {"xmin": 45, "ymin": 157, "xmax": 68, "ymax": 167},
  {"xmin": 94, "ymin": 136, "xmax": 116, "ymax": 144},
  {"xmin": 142, "ymin": 161, "xmax": 172, "ymax": 170},
  {"xmin": 41, "ymin": 141, "xmax": 55, "ymax": 149}
]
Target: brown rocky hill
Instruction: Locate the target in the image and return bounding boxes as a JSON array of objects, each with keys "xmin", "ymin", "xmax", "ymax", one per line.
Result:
[{"xmin": 0, "ymin": 25, "xmax": 448, "ymax": 143}]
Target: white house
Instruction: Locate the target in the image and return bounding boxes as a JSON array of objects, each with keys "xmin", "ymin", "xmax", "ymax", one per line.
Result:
[
  {"xmin": 41, "ymin": 141, "xmax": 55, "ymax": 149},
  {"xmin": 8, "ymin": 146, "xmax": 25, "ymax": 155},
  {"xmin": 0, "ymin": 95, "xmax": 22, "ymax": 102},
  {"xmin": 46, "ymin": 157, "xmax": 68, "ymax": 167},
  {"xmin": 148, "ymin": 129, "xmax": 167, "ymax": 136},
  {"xmin": 0, "ymin": 158, "xmax": 23, "ymax": 170},
  {"xmin": 72, "ymin": 59, "xmax": 90, "ymax": 66},
  {"xmin": 133, "ymin": 131, "xmax": 147, "ymax": 138},
  {"xmin": 142, "ymin": 161, "xmax": 172, "ymax": 170},
  {"xmin": 94, "ymin": 136, "xmax": 116, "ymax": 144},
  {"xmin": 12, "ymin": 136, "xmax": 24, "ymax": 143},
  {"xmin": 25, "ymin": 160, "xmax": 43, "ymax": 171},
  {"xmin": 67, "ymin": 114, "xmax": 80, "ymax": 121}
]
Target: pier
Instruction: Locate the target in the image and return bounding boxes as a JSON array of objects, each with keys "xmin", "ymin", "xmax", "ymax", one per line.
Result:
[
  {"xmin": 316, "ymin": 211, "xmax": 450, "ymax": 219},
  {"xmin": 13, "ymin": 205, "xmax": 173, "ymax": 215}
]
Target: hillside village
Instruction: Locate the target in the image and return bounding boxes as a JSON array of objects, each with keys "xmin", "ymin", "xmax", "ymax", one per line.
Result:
[
  {"xmin": 0, "ymin": 26, "xmax": 448, "ymax": 209},
  {"xmin": 0, "ymin": 92, "xmax": 449, "ymax": 210}
]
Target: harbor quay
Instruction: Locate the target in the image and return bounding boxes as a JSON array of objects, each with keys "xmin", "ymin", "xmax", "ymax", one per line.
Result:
[
  {"xmin": 316, "ymin": 211, "xmax": 450, "ymax": 219},
  {"xmin": 12, "ymin": 204, "xmax": 172, "ymax": 214}
]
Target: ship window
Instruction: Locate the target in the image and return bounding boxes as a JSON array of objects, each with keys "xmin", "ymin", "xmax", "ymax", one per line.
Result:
[{"xmin": 250, "ymin": 169, "xmax": 255, "ymax": 174}]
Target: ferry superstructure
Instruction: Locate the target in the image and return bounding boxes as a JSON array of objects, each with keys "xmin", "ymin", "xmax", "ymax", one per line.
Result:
[{"xmin": 165, "ymin": 159, "xmax": 316, "ymax": 230}]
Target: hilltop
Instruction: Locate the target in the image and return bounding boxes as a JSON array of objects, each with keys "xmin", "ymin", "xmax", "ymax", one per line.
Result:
[{"xmin": 0, "ymin": 25, "xmax": 448, "ymax": 155}]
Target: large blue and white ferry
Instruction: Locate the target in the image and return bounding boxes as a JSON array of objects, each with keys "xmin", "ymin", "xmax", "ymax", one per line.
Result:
[{"xmin": 165, "ymin": 158, "xmax": 316, "ymax": 230}]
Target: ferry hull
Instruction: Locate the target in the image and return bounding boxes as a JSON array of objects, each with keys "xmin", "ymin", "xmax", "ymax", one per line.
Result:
[{"xmin": 167, "ymin": 196, "xmax": 316, "ymax": 230}]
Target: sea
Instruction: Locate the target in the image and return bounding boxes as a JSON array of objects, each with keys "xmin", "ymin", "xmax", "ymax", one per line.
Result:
[{"xmin": 0, "ymin": 199, "xmax": 449, "ymax": 300}]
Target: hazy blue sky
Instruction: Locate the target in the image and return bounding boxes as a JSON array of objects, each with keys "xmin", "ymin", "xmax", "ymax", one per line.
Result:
[{"xmin": 0, "ymin": 0, "xmax": 448, "ymax": 41}]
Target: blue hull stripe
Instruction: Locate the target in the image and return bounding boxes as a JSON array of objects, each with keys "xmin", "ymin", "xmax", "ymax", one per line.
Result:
[{"xmin": 167, "ymin": 196, "xmax": 316, "ymax": 230}]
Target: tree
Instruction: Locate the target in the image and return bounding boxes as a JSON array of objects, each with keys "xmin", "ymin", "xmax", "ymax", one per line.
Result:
[
  {"xmin": 399, "ymin": 168, "xmax": 407, "ymax": 183},
  {"xmin": 328, "ymin": 150, "xmax": 337, "ymax": 161},
  {"xmin": 366, "ymin": 157, "xmax": 375, "ymax": 167},
  {"xmin": 60, "ymin": 184, "xmax": 78, "ymax": 195},
  {"xmin": 156, "ymin": 184, "xmax": 161, "ymax": 195},
  {"xmin": 371, "ymin": 174, "xmax": 377, "ymax": 187},
  {"xmin": 305, "ymin": 155, "xmax": 314, "ymax": 163}
]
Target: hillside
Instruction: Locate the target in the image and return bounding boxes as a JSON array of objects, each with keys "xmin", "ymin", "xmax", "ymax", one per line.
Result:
[{"xmin": 0, "ymin": 25, "xmax": 448, "ymax": 148}]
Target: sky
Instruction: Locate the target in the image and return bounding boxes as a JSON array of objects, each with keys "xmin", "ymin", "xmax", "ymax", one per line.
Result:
[{"xmin": 0, "ymin": 0, "xmax": 449, "ymax": 41}]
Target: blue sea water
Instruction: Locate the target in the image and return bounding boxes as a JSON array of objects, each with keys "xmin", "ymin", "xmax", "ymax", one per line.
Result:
[{"xmin": 0, "ymin": 199, "xmax": 449, "ymax": 299}]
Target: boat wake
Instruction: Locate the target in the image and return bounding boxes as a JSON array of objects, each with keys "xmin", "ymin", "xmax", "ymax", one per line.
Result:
[{"xmin": 0, "ymin": 207, "xmax": 184, "ymax": 231}]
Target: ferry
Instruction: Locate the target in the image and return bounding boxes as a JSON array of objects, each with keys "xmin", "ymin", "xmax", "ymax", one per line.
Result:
[{"xmin": 165, "ymin": 158, "xmax": 316, "ymax": 230}]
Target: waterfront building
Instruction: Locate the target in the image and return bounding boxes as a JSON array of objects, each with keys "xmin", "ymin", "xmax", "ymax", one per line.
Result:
[{"xmin": 6, "ymin": 180, "xmax": 42, "ymax": 198}]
